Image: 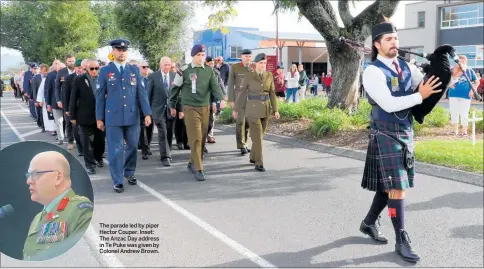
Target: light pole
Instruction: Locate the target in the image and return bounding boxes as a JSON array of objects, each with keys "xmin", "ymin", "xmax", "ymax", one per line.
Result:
[{"xmin": 276, "ymin": 10, "xmax": 279, "ymax": 66}]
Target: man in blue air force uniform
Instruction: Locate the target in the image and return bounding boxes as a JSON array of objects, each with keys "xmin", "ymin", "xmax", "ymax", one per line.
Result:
[{"xmin": 95, "ymin": 39, "xmax": 152, "ymax": 193}]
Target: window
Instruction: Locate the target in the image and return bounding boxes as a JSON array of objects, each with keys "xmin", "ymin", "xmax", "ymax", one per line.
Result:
[
  {"xmin": 213, "ymin": 46, "xmax": 222, "ymax": 58},
  {"xmin": 230, "ymin": 46, "xmax": 243, "ymax": 58},
  {"xmin": 400, "ymin": 47, "xmax": 425, "ymax": 64},
  {"xmin": 450, "ymin": 45, "xmax": 484, "ymax": 68},
  {"xmin": 441, "ymin": 3, "xmax": 484, "ymax": 28},
  {"xmin": 418, "ymin": 11, "xmax": 425, "ymax": 28}
]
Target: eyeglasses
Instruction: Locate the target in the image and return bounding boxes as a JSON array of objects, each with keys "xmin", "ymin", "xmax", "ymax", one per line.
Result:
[
  {"xmin": 141, "ymin": 66, "xmax": 149, "ymax": 69},
  {"xmin": 25, "ymin": 170, "xmax": 58, "ymax": 180},
  {"xmin": 89, "ymin": 67, "xmax": 100, "ymax": 71}
]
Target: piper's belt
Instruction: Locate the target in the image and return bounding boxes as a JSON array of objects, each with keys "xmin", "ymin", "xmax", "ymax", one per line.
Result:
[{"xmin": 248, "ymin": 95, "xmax": 269, "ymax": 101}]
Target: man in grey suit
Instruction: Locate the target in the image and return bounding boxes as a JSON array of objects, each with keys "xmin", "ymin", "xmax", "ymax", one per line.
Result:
[{"xmin": 148, "ymin": 56, "xmax": 178, "ymax": 167}]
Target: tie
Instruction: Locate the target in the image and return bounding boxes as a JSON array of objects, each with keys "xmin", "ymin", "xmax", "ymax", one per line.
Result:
[
  {"xmin": 163, "ymin": 74, "xmax": 168, "ymax": 89},
  {"xmin": 392, "ymin": 60, "xmax": 402, "ymax": 79},
  {"xmin": 120, "ymin": 65, "xmax": 124, "ymax": 76},
  {"xmin": 259, "ymin": 73, "xmax": 263, "ymax": 80}
]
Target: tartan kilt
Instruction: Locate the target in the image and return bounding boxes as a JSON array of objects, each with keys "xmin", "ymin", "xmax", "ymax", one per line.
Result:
[{"xmin": 361, "ymin": 120, "xmax": 415, "ymax": 191}]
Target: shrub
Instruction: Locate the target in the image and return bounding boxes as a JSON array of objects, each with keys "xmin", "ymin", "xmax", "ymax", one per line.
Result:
[
  {"xmin": 299, "ymin": 97, "xmax": 328, "ymax": 119},
  {"xmin": 310, "ymin": 108, "xmax": 351, "ymax": 137},
  {"xmin": 476, "ymin": 120, "xmax": 484, "ymax": 132},
  {"xmin": 422, "ymin": 106, "xmax": 449, "ymax": 127},
  {"xmin": 278, "ymin": 101, "xmax": 308, "ymax": 121},
  {"xmin": 218, "ymin": 107, "xmax": 235, "ymax": 124},
  {"xmin": 350, "ymin": 99, "xmax": 372, "ymax": 127}
]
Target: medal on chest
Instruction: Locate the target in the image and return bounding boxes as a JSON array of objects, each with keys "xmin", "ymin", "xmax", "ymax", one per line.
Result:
[
  {"xmin": 130, "ymin": 73, "xmax": 136, "ymax": 85},
  {"xmin": 391, "ymin": 77, "xmax": 399, "ymax": 92},
  {"xmin": 189, "ymin": 73, "xmax": 197, "ymax": 93},
  {"xmin": 36, "ymin": 197, "xmax": 69, "ymax": 244}
]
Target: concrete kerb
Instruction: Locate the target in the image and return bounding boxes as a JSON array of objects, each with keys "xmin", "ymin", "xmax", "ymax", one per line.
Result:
[{"xmin": 215, "ymin": 124, "xmax": 483, "ymax": 187}]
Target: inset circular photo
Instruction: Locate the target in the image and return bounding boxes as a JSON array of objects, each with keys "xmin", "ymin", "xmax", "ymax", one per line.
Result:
[{"xmin": 0, "ymin": 141, "xmax": 94, "ymax": 261}]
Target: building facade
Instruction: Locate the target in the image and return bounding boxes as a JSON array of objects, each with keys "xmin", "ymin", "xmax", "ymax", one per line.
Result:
[{"xmin": 398, "ymin": 0, "xmax": 483, "ymax": 71}]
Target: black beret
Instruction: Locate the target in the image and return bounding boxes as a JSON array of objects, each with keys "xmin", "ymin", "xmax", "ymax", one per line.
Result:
[
  {"xmin": 30, "ymin": 63, "xmax": 39, "ymax": 68},
  {"xmin": 109, "ymin": 39, "xmax": 130, "ymax": 49},
  {"xmin": 372, "ymin": 22, "xmax": 397, "ymax": 41},
  {"xmin": 206, "ymin": 56, "xmax": 213, "ymax": 62},
  {"xmin": 191, "ymin": 44, "xmax": 205, "ymax": 56},
  {"xmin": 254, "ymin": 53, "xmax": 266, "ymax": 63},
  {"xmin": 241, "ymin": 49, "xmax": 252, "ymax": 55}
]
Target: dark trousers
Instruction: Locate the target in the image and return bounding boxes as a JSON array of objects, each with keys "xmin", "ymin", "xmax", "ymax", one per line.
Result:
[
  {"xmin": 29, "ymin": 99, "xmax": 36, "ymax": 118},
  {"xmin": 139, "ymin": 118, "xmax": 153, "ymax": 155},
  {"xmin": 35, "ymin": 106, "xmax": 44, "ymax": 129},
  {"xmin": 175, "ymin": 116, "xmax": 188, "ymax": 146},
  {"xmin": 79, "ymin": 124, "xmax": 105, "ymax": 169},
  {"xmin": 207, "ymin": 106, "xmax": 215, "ymax": 137},
  {"xmin": 73, "ymin": 123, "xmax": 84, "ymax": 154},
  {"xmin": 64, "ymin": 110, "xmax": 74, "ymax": 143},
  {"xmin": 155, "ymin": 118, "xmax": 175, "ymax": 159}
]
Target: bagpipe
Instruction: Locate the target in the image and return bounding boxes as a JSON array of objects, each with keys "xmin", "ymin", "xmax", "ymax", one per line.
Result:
[{"xmin": 338, "ymin": 37, "xmax": 482, "ymax": 124}]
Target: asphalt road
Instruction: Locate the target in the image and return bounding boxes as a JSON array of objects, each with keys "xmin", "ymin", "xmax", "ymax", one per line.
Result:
[{"xmin": 1, "ymin": 91, "xmax": 482, "ymax": 268}]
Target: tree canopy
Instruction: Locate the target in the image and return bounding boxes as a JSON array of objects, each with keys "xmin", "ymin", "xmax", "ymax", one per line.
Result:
[
  {"xmin": 204, "ymin": 0, "xmax": 400, "ymax": 109},
  {"xmin": 114, "ymin": 1, "xmax": 191, "ymax": 70}
]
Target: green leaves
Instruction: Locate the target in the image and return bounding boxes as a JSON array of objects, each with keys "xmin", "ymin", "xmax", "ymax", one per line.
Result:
[{"xmin": 114, "ymin": 1, "xmax": 191, "ymax": 70}]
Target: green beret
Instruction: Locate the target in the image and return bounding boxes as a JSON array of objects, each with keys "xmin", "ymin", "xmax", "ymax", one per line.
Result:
[
  {"xmin": 254, "ymin": 53, "xmax": 266, "ymax": 63},
  {"xmin": 74, "ymin": 59, "xmax": 83, "ymax": 67}
]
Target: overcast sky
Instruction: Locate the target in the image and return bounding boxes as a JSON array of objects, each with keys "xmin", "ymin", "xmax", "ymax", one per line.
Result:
[{"xmin": 1, "ymin": 1, "xmax": 417, "ymax": 70}]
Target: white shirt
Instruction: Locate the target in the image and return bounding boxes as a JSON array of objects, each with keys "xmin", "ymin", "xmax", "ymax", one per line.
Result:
[
  {"xmin": 286, "ymin": 71, "xmax": 300, "ymax": 88},
  {"xmin": 363, "ymin": 54, "xmax": 424, "ymax": 113},
  {"xmin": 161, "ymin": 71, "xmax": 170, "ymax": 86},
  {"xmin": 67, "ymin": 68, "xmax": 75, "ymax": 75}
]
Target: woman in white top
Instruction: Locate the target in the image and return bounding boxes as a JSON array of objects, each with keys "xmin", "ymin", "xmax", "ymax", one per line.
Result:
[
  {"xmin": 36, "ymin": 64, "xmax": 57, "ymax": 132},
  {"xmin": 285, "ymin": 64, "xmax": 300, "ymax": 103}
]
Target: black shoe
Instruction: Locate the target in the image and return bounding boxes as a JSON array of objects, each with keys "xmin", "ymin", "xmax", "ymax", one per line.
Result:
[
  {"xmin": 195, "ymin": 171, "xmax": 206, "ymax": 181},
  {"xmin": 126, "ymin": 175, "xmax": 137, "ymax": 185},
  {"xmin": 395, "ymin": 230, "xmax": 420, "ymax": 263},
  {"xmin": 359, "ymin": 217, "xmax": 388, "ymax": 243},
  {"xmin": 184, "ymin": 144, "xmax": 190, "ymax": 150},
  {"xmin": 255, "ymin": 165, "xmax": 266, "ymax": 172},
  {"xmin": 246, "ymin": 147, "xmax": 251, "ymax": 153},
  {"xmin": 96, "ymin": 160, "xmax": 104, "ymax": 167},
  {"xmin": 249, "ymin": 159, "xmax": 255, "ymax": 164},
  {"xmin": 114, "ymin": 184, "xmax": 124, "ymax": 193},
  {"xmin": 177, "ymin": 143, "xmax": 183, "ymax": 150},
  {"xmin": 162, "ymin": 158, "xmax": 171, "ymax": 167},
  {"xmin": 148, "ymin": 150, "xmax": 153, "ymax": 156},
  {"xmin": 204, "ymin": 147, "xmax": 208, "ymax": 153},
  {"xmin": 187, "ymin": 162, "xmax": 195, "ymax": 174},
  {"xmin": 87, "ymin": 168, "xmax": 96, "ymax": 174},
  {"xmin": 240, "ymin": 148, "xmax": 248, "ymax": 155},
  {"xmin": 142, "ymin": 154, "xmax": 148, "ymax": 160}
]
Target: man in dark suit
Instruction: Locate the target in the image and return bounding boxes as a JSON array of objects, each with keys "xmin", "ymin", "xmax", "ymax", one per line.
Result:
[
  {"xmin": 46, "ymin": 60, "xmax": 64, "ymax": 143},
  {"xmin": 23, "ymin": 65, "xmax": 35, "ymax": 118},
  {"xmin": 138, "ymin": 60, "xmax": 153, "ymax": 160},
  {"xmin": 56, "ymin": 55, "xmax": 76, "ymax": 150},
  {"xmin": 148, "ymin": 56, "xmax": 178, "ymax": 166},
  {"xmin": 70, "ymin": 59, "xmax": 105, "ymax": 175},
  {"xmin": 64, "ymin": 59, "xmax": 86, "ymax": 156},
  {"xmin": 30, "ymin": 65, "xmax": 44, "ymax": 131}
]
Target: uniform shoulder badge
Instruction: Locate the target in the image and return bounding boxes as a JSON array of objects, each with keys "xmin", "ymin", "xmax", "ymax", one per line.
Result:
[
  {"xmin": 180, "ymin": 64, "xmax": 188, "ymax": 71},
  {"xmin": 78, "ymin": 202, "xmax": 93, "ymax": 210}
]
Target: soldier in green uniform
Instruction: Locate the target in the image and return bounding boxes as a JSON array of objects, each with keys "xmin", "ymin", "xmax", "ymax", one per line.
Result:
[
  {"xmin": 234, "ymin": 53, "xmax": 280, "ymax": 172},
  {"xmin": 24, "ymin": 151, "xmax": 93, "ymax": 261},
  {"xmin": 169, "ymin": 45, "xmax": 226, "ymax": 181},
  {"xmin": 227, "ymin": 49, "xmax": 253, "ymax": 155}
]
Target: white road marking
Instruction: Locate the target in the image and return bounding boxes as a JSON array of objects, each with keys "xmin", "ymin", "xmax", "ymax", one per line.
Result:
[
  {"xmin": 0, "ymin": 109, "xmax": 126, "ymax": 268},
  {"xmin": 20, "ymin": 129, "xmax": 42, "ymax": 138}
]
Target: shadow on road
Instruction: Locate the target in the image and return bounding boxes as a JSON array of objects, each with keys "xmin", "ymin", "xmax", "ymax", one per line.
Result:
[
  {"xmin": 211, "ymin": 236, "xmax": 417, "ymax": 267},
  {"xmin": 450, "ymin": 225, "xmax": 484, "ymax": 240},
  {"xmin": 406, "ymin": 191, "xmax": 484, "ymax": 211}
]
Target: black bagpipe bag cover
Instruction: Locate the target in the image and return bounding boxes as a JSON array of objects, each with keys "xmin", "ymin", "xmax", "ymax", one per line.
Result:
[{"xmin": 411, "ymin": 44, "xmax": 453, "ymax": 124}]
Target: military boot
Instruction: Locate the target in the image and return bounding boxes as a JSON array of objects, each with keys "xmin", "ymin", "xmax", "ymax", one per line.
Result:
[
  {"xmin": 359, "ymin": 216, "xmax": 388, "ymax": 243},
  {"xmin": 395, "ymin": 230, "xmax": 420, "ymax": 263}
]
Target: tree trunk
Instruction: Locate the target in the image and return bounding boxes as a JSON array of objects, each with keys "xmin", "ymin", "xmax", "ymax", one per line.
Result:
[{"xmin": 326, "ymin": 38, "xmax": 362, "ymax": 111}]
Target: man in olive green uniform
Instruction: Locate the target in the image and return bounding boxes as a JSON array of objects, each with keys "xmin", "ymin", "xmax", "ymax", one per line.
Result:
[
  {"xmin": 234, "ymin": 53, "xmax": 280, "ymax": 172},
  {"xmin": 170, "ymin": 44, "xmax": 226, "ymax": 181},
  {"xmin": 227, "ymin": 49, "xmax": 253, "ymax": 155},
  {"xmin": 24, "ymin": 151, "xmax": 93, "ymax": 261}
]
